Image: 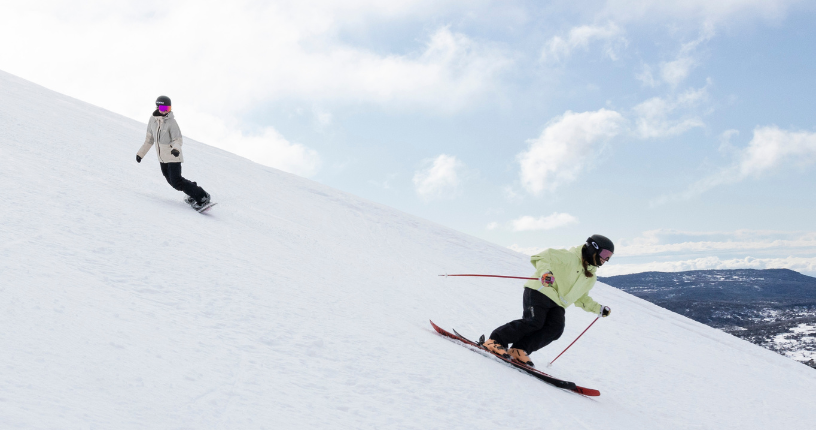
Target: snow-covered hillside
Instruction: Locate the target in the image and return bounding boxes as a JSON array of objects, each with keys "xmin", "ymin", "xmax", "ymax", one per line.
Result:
[{"xmin": 2, "ymin": 69, "xmax": 816, "ymax": 430}]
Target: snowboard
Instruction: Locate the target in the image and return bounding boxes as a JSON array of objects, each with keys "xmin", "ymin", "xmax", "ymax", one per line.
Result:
[
  {"xmin": 196, "ymin": 202, "xmax": 217, "ymax": 213},
  {"xmin": 186, "ymin": 197, "xmax": 217, "ymax": 214},
  {"xmin": 430, "ymin": 320, "xmax": 600, "ymax": 396}
]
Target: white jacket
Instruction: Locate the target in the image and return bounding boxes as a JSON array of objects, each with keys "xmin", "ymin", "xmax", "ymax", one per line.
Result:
[{"xmin": 137, "ymin": 111, "xmax": 184, "ymax": 163}]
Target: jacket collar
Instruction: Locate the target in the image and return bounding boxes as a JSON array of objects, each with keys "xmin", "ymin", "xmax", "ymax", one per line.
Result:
[
  {"xmin": 570, "ymin": 246, "xmax": 598, "ymax": 274},
  {"xmin": 152, "ymin": 110, "xmax": 175, "ymax": 120}
]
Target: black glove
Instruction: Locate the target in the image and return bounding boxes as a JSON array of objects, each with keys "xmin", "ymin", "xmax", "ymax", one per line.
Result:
[
  {"xmin": 171, "ymin": 149, "xmax": 180, "ymax": 157},
  {"xmin": 600, "ymin": 306, "xmax": 611, "ymax": 317},
  {"xmin": 136, "ymin": 155, "xmax": 142, "ymax": 163}
]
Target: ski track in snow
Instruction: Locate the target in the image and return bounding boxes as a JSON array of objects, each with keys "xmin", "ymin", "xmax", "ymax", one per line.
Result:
[{"xmin": 2, "ymin": 70, "xmax": 816, "ymax": 429}]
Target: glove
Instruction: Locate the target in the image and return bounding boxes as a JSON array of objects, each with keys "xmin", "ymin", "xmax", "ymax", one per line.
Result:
[
  {"xmin": 171, "ymin": 149, "xmax": 180, "ymax": 157},
  {"xmin": 136, "ymin": 155, "xmax": 142, "ymax": 163},
  {"xmin": 600, "ymin": 306, "xmax": 611, "ymax": 317},
  {"xmin": 540, "ymin": 271, "xmax": 554, "ymax": 286}
]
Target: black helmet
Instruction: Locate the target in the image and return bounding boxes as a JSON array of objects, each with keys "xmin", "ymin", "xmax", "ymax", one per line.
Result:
[
  {"xmin": 582, "ymin": 234, "xmax": 614, "ymax": 266},
  {"xmin": 155, "ymin": 95, "xmax": 171, "ymax": 106},
  {"xmin": 587, "ymin": 234, "xmax": 614, "ymax": 254}
]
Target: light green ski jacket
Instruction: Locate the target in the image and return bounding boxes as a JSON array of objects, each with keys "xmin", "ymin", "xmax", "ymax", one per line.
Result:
[{"xmin": 523, "ymin": 246, "xmax": 602, "ymax": 314}]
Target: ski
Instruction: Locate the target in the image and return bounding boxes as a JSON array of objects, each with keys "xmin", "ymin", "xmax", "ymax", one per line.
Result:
[{"xmin": 430, "ymin": 320, "xmax": 600, "ymax": 396}]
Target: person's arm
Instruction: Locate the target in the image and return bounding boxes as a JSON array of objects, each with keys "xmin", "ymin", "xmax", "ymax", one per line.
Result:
[
  {"xmin": 533, "ymin": 259, "xmax": 553, "ymax": 276},
  {"xmin": 574, "ymin": 292, "xmax": 602, "ymax": 314},
  {"xmin": 168, "ymin": 120, "xmax": 183, "ymax": 150},
  {"xmin": 136, "ymin": 119, "xmax": 155, "ymax": 160},
  {"xmin": 531, "ymin": 250, "xmax": 554, "ymax": 276}
]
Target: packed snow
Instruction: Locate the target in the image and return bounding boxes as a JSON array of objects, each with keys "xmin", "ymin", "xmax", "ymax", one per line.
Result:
[{"xmin": 2, "ymin": 69, "xmax": 816, "ymax": 429}]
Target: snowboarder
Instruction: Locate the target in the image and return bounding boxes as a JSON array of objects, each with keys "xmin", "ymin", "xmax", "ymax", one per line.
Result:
[
  {"xmin": 482, "ymin": 235, "xmax": 614, "ymax": 367},
  {"xmin": 135, "ymin": 95, "xmax": 211, "ymax": 210}
]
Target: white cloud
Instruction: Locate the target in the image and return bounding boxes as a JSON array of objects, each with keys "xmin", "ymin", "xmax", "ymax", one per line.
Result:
[
  {"xmin": 0, "ymin": 1, "xmax": 511, "ymax": 176},
  {"xmin": 600, "ymin": 0, "xmax": 800, "ymax": 25},
  {"xmin": 660, "ymin": 56, "xmax": 698, "ymax": 88},
  {"xmin": 541, "ymin": 22, "xmax": 626, "ymax": 62},
  {"xmin": 228, "ymin": 131, "xmax": 320, "ymax": 178},
  {"xmin": 184, "ymin": 113, "xmax": 320, "ymax": 177},
  {"xmin": 718, "ymin": 129, "xmax": 740, "ymax": 154},
  {"xmin": 368, "ymin": 173, "xmax": 398, "ymax": 190},
  {"xmin": 486, "ymin": 222, "xmax": 499, "ymax": 230},
  {"xmin": 511, "ymin": 228, "xmax": 816, "ymax": 275},
  {"xmin": 598, "ymin": 256, "xmax": 816, "ymax": 277},
  {"xmin": 413, "ymin": 154, "xmax": 464, "ymax": 201},
  {"xmin": 635, "ymin": 64, "xmax": 659, "ymax": 88},
  {"xmin": 734, "ymin": 126, "xmax": 816, "ymax": 177},
  {"xmin": 312, "ymin": 108, "xmax": 333, "ymax": 128},
  {"xmin": 517, "ymin": 109, "xmax": 626, "ymax": 194},
  {"xmin": 632, "ymin": 83, "xmax": 709, "ymax": 139},
  {"xmin": 634, "ymin": 24, "xmax": 714, "ymax": 89},
  {"xmin": 502, "ymin": 186, "xmax": 524, "ymax": 202},
  {"xmin": 598, "ymin": 229, "xmax": 816, "ymax": 276},
  {"xmin": 659, "ymin": 126, "xmax": 816, "ymax": 202},
  {"xmin": 0, "ymin": 8, "xmax": 511, "ymax": 113},
  {"xmin": 618, "ymin": 229, "xmax": 816, "ymax": 257},
  {"xmin": 660, "ymin": 25, "xmax": 714, "ymax": 86},
  {"xmin": 511, "ymin": 213, "xmax": 579, "ymax": 231}
]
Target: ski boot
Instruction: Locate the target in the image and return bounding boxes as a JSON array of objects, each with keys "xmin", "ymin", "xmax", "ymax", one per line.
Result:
[
  {"xmin": 509, "ymin": 348, "xmax": 534, "ymax": 367},
  {"xmin": 482, "ymin": 339, "xmax": 511, "ymax": 359}
]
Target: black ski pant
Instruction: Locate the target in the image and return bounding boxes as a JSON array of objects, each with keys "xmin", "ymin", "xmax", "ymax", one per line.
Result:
[
  {"xmin": 160, "ymin": 162, "xmax": 207, "ymax": 202},
  {"xmin": 490, "ymin": 287, "xmax": 566, "ymax": 354}
]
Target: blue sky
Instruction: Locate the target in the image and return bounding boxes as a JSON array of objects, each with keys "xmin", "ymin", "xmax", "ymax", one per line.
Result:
[{"xmin": 2, "ymin": 0, "xmax": 815, "ymax": 275}]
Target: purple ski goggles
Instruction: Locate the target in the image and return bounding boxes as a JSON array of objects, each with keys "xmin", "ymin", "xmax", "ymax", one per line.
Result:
[
  {"xmin": 157, "ymin": 105, "xmax": 170, "ymax": 112},
  {"xmin": 599, "ymin": 249, "xmax": 613, "ymax": 262}
]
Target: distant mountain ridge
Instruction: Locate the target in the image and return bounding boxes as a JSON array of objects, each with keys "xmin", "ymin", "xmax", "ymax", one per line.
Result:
[
  {"xmin": 599, "ymin": 269, "xmax": 816, "ymax": 304},
  {"xmin": 600, "ymin": 269, "xmax": 816, "ymax": 368}
]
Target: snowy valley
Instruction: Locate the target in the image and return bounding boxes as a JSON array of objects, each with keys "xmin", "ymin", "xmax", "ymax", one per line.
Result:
[
  {"xmin": 3, "ymin": 70, "xmax": 816, "ymax": 429},
  {"xmin": 600, "ymin": 269, "xmax": 816, "ymax": 369}
]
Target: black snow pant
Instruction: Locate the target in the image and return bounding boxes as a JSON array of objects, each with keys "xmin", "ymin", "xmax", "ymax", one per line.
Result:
[
  {"xmin": 160, "ymin": 162, "xmax": 207, "ymax": 202},
  {"xmin": 489, "ymin": 287, "xmax": 566, "ymax": 354}
]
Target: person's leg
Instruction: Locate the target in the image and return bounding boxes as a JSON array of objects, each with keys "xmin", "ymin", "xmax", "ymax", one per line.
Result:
[
  {"xmin": 177, "ymin": 164, "xmax": 208, "ymax": 202},
  {"xmin": 164, "ymin": 163, "xmax": 207, "ymax": 201},
  {"xmin": 161, "ymin": 162, "xmax": 184, "ymax": 191},
  {"xmin": 489, "ymin": 288, "xmax": 548, "ymax": 348},
  {"xmin": 160, "ymin": 163, "xmax": 177, "ymax": 189},
  {"xmin": 511, "ymin": 301, "xmax": 565, "ymax": 354}
]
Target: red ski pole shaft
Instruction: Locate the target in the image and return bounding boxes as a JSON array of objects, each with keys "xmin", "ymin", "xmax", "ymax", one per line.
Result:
[
  {"xmin": 548, "ymin": 316, "xmax": 600, "ymax": 367},
  {"xmin": 438, "ymin": 274, "xmax": 538, "ymax": 281}
]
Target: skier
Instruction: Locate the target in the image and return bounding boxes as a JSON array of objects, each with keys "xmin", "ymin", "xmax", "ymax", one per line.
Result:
[
  {"xmin": 482, "ymin": 235, "xmax": 614, "ymax": 367},
  {"xmin": 135, "ymin": 95, "xmax": 211, "ymax": 210}
]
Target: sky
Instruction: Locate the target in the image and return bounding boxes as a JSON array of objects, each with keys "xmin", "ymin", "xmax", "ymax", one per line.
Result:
[{"xmin": 2, "ymin": 0, "xmax": 815, "ymax": 276}]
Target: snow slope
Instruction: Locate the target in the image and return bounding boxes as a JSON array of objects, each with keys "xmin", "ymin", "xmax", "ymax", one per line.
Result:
[{"xmin": 2, "ymin": 69, "xmax": 816, "ymax": 430}]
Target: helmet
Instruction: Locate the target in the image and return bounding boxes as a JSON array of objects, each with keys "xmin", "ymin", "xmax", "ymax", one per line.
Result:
[
  {"xmin": 155, "ymin": 95, "xmax": 172, "ymax": 106},
  {"xmin": 587, "ymin": 234, "xmax": 614, "ymax": 254},
  {"xmin": 582, "ymin": 234, "xmax": 614, "ymax": 265}
]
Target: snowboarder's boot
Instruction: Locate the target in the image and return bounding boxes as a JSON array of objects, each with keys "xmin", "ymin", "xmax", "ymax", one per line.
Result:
[
  {"xmin": 192, "ymin": 192, "xmax": 211, "ymax": 210},
  {"xmin": 482, "ymin": 339, "xmax": 511, "ymax": 359},
  {"xmin": 509, "ymin": 348, "xmax": 534, "ymax": 367},
  {"xmin": 184, "ymin": 195, "xmax": 196, "ymax": 206}
]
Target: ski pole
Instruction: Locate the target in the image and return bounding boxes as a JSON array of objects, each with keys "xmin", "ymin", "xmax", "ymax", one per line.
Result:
[
  {"xmin": 438, "ymin": 274, "xmax": 538, "ymax": 281},
  {"xmin": 547, "ymin": 316, "xmax": 599, "ymax": 368}
]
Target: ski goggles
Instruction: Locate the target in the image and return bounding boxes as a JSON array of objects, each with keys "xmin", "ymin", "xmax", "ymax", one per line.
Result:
[
  {"xmin": 157, "ymin": 105, "xmax": 170, "ymax": 112},
  {"xmin": 598, "ymin": 249, "xmax": 613, "ymax": 262}
]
